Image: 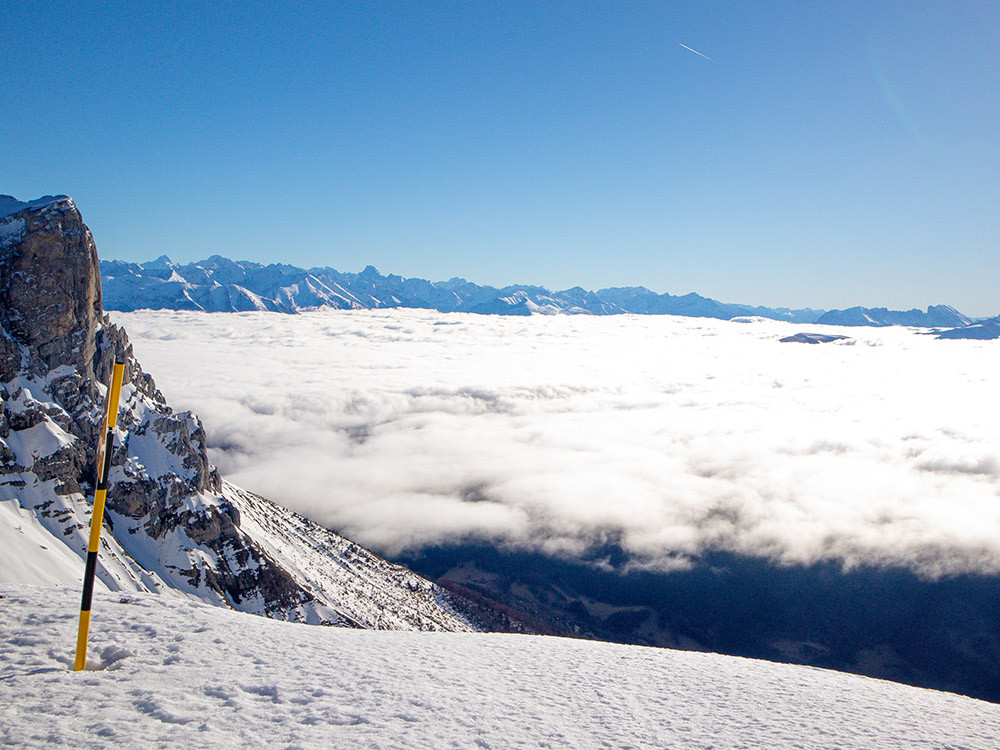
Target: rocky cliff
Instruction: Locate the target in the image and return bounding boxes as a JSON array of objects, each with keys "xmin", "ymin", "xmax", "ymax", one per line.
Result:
[{"xmin": 0, "ymin": 194, "xmax": 487, "ymax": 631}]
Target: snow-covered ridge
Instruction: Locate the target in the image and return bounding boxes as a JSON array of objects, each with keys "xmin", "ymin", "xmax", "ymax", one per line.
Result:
[
  {"xmin": 2, "ymin": 583, "xmax": 999, "ymax": 749},
  {"xmin": 0, "ymin": 194, "xmax": 74, "ymax": 221},
  {"xmin": 100, "ymin": 253, "xmax": 985, "ymax": 329},
  {"xmin": 1, "ymin": 195, "xmax": 78, "ymax": 248}
]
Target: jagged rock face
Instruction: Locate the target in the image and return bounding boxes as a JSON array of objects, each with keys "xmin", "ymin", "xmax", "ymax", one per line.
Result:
[
  {"xmin": 0, "ymin": 196, "xmax": 238, "ymax": 603},
  {"xmin": 0, "ymin": 195, "xmax": 483, "ymax": 632},
  {"xmin": 0, "ymin": 197, "xmax": 101, "ymax": 381},
  {"xmin": 0, "ymin": 198, "xmax": 216, "ymax": 494}
]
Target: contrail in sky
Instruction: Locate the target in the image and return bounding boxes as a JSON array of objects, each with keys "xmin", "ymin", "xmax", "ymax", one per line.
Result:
[{"xmin": 679, "ymin": 43, "xmax": 714, "ymax": 62}]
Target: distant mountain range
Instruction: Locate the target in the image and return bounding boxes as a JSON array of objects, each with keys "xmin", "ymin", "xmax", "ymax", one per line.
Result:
[{"xmin": 101, "ymin": 255, "xmax": 996, "ymax": 336}]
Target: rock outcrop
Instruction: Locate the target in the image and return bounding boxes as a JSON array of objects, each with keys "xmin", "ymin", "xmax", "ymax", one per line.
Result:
[
  {"xmin": 0, "ymin": 195, "xmax": 485, "ymax": 631},
  {"xmin": 779, "ymin": 332, "xmax": 851, "ymax": 344}
]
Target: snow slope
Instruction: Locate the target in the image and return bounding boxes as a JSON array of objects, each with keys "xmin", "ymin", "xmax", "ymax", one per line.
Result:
[{"xmin": 2, "ymin": 583, "xmax": 999, "ymax": 749}]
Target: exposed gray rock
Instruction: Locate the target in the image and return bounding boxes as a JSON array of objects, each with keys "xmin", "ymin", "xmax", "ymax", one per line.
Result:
[{"xmin": 0, "ymin": 196, "xmax": 101, "ymax": 379}]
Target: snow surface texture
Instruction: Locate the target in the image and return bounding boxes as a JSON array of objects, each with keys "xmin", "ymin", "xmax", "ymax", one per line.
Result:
[
  {"xmin": 3, "ymin": 584, "xmax": 999, "ymax": 749},
  {"xmin": 113, "ymin": 309, "xmax": 1000, "ymax": 578}
]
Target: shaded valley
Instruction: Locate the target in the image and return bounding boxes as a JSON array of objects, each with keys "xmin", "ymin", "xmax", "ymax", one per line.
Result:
[{"xmin": 396, "ymin": 542, "xmax": 1000, "ymax": 703}]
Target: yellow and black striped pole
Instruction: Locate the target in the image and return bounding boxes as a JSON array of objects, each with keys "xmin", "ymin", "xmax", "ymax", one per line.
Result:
[{"xmin": 74, "ymin": 361, "xmax": 125, "ymax": 671}]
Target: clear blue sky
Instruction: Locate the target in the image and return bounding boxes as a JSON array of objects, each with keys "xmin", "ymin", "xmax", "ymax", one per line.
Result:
[{"xmin": 3, "ymin": 2, "xmax": 999, "ymax": 315}]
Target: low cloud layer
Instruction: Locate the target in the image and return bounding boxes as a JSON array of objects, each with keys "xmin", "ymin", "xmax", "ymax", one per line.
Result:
[{"xmin": 114, "ymin": 310, "xmax": 1000, "ymax": 577}]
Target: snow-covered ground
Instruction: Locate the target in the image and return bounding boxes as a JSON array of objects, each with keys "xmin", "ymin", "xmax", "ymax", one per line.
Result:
[{"xmin": 3, "ymin": 583, "xmax": 999, "ymax": 749}]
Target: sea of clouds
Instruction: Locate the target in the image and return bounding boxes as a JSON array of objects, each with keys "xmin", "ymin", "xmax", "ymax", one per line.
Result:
[{"xmin": 113, "ymin": 309, "xmax": 1000, "ymax": 578}]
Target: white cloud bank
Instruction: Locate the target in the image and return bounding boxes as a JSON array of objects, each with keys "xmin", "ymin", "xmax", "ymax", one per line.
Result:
[{"xmin": 113, "ymin": 309, "xmax": 1000, "ymax": 577}]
